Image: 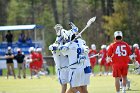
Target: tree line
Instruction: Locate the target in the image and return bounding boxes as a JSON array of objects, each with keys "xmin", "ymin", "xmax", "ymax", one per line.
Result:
[{"xmin": 0, "ymin": 0, "xmax": 140, "ymax": 54}]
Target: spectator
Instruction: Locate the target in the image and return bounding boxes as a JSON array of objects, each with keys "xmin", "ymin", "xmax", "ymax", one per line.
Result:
[
  {"xmin": 26, "ymin": 35, "xmax": 32, "ymax": 44},
  {"xmin": 5, "ymin": 30, "xmax": 13, "ymax": 46},
  {"xmin": 5, "ymin": 47, "xmax": 16, "ymax": 79},
  {"xmin": 18, "ymin": 31, "xmax": 26, "ymax": 43},
  {"xmin": 107, "ymin": 31, "xmax": 131, "ymax": 93},
  {"xmin": 14, "ymin": 48, "xmax": 26, "ymax": 79}
]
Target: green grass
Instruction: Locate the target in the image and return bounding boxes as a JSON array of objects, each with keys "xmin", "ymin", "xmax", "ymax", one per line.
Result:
[
  {"xmin": 0, "ymin": 74, "xmax": 140, "ymax": 93},
  {"xmin": 0, "ymin": 65, "xmax": 139, "ymax": 93}
]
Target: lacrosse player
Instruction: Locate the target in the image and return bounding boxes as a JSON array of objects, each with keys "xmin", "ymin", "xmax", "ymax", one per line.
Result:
[
  {"xmin": 88, "ymin": 44, "xmax": 97, "ymax": 76},
  {"xmin": 107, "ymin": 31, "xmax": 131, "ymax": 93},
  {"xmin": 98, "ymin": 45, "xmax": 107, "ymax": 76},
  {"xmin": 49, "ymin": 24, "xmax": 71, "ymax": 93},
  {"xmin": 28, "ymin": 47, "xmax": 40, "ymax": 79},
  {"xmin": 59, "ymin": 32, "xmax": 91, "ymax": 93}
]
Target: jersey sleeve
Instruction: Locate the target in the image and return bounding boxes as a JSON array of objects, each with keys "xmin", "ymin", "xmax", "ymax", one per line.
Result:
[
  {"xmin": 125, "ymin": 43, "xmax": 132, "ymax": 56},
  {"xmin": 107, "ymin": 44, "xmax": 113, "ymax": 57}
]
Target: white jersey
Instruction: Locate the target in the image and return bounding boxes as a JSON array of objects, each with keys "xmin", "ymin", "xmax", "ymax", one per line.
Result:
[
  {"xmin": 52, "ymin": 51, "xmax": 68, "ymax": 69},
  {"xmin": 76, "ymin": 38, "xmax": 91, "ymax": 67},
  {"xmin": 61, "ymin": 38, "xmax": 91, "ymax": 87},
  {"xmin": 52, "ymin": 35, "xmax": 69, "ymax": 69},
  {"xmin": 63, "ymin": 43, "xmax": 79, "ymax": 66},
  {"xmin": 61, "ymin": 39, "xmax": 86, "ymax": 68}
]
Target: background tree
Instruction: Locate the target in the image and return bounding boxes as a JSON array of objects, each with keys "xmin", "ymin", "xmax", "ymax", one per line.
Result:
[{"xmin": 0, "ymin": 0, "xmax": 140, "ymax": 54}]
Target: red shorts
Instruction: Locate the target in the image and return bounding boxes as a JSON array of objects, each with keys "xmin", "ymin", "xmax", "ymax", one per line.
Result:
[
  {"xmin": 106, "ymin": 62, "xmax": 112, "ymax": 67},
  {"xmin": 29, "ymin": 62, "xmax": 34, "ymax": 69},
  {"xmin": 100, "ymin": 60, "xmax": 106, "ymax": 66},
  {"xmin": 30, "ymin": 62, "xmax": 39, "ymax": 70},
  {"xmin": 90, "ymin": 61, "xmax": 96, "ymax": 67},
  {"xmin": 112, "ymin": 64, "xmax": 128, "ymax": 77},
  {"xmin": 37, "ymin": 61, "xmax": 43, "ymax": 69}
]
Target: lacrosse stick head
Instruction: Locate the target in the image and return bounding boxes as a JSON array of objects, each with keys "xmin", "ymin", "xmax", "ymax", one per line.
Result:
[{"xmin": 86, "ymin": 16, "xmax": 96, "ymax": 27}]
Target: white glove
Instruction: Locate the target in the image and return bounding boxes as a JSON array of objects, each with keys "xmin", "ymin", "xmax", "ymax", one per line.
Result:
[
  {"xmin": 134, "ymin": 61, "xmax": 140, "ymax": 68},
  {"xmin": 49, "ymin": 43, "xmax": 58, "ymax": 51},
  {"xmin": 129, "ymin": 54, "xmax": 137, "ymax": 60},
  {"xmin": 106, "ymin": 56, "xmax": 112, "ymax": 63},
  {"xmin": 26, "ymin": 59, "xmax": 32, "ymax": 63},
  {"xmin": 82, "ymin": 46, "xmax": 89, "ymax": 54},
  {"xmin": 59, "ymin": 45, "xmax": 69, "ymax": 51}
]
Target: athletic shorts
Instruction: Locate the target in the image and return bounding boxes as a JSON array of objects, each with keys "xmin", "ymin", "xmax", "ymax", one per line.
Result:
[
  {"xmin": 56, "ymin": 68, "xmax": 69, "ymax": 85},
  {"xmin": 90, "ymin": 61, "xmax": 96, "ymax": 67},
  {"xmin": 106, "ymin": 62, "xmax": 112, "ymax": 67},
  {"xmin": 100, "ymin": 60, "xmax": 106, "ymax": 66},
  {"xmin": 112, "ymin": 64, "xmax": 128, "ymax": 77},
  {"xmin": 69, "ymin": 67, "xmax": 90, "ymax": 87}
]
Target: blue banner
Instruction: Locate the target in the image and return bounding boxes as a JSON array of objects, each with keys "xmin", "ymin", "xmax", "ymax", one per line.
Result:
[{"xmin": 0, "ymin": 43, "xmax": 36, "ymax": 56}]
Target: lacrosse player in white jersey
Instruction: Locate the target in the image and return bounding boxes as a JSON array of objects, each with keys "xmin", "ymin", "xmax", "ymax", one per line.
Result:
[
  {"xmin": 49, "ymin": 24, "xmax": 71, "ymax": 93},
  {"xmin": 59, "ymin": 31, "xmax": 91, "ymax": 93}
]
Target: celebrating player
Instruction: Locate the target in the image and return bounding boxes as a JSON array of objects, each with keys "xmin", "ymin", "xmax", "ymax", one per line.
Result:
[
  {"xmin": 59, "ymin": 32, "xmax": 91, "ymax": 93},
  {"xmin": 107, "ymin": 31, "xmax": 131, "ymax": 93},
  {"xmin": 49, "ymin": 24, "xmax": 70, "ymax": 93}
]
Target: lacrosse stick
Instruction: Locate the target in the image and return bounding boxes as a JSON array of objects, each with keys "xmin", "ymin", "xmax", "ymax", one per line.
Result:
[{"xmin": 74, "ymin": 16, "xmax": 96, "ymax": 40}]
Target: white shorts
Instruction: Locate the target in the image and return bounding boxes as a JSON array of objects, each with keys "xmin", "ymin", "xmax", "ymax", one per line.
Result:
[
  {"xmin": 56, "ymin": 68, "xmax": 69, "ymax": 85},
  {"xmin": 69, "ymin": 67, "xmax": 90, "ymax": 87}
]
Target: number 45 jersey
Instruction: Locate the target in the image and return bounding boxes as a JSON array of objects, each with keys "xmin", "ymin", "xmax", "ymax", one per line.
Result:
[{"xmin": 107, "ymin": 41, "xmax": 131, "ymax": 65}]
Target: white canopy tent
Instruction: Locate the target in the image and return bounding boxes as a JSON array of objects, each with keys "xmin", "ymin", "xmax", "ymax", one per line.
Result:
[{"xmin": 0, "ymin": 24, "xmax": 44, "ymax": 42}]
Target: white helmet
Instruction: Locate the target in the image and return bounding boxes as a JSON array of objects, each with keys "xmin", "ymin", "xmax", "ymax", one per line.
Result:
[
  {"xmin": 29, "ymin": 47, "xmax": 35, "ymax": 53},
  {"xmin": 17, "ymin": 48, "xmax": 21, "ymax": 52},
  {"xmin": 101, "ymin": 45, "xmax": 107, "ymax": 49},
  {"xmin": 114, "ymin": 31, "xmax": 123, "ymax": 38},
  {"xmin": 54, "ymin": 24, "xmax": 63, "ymax": 36},
  {"xmin": 36, "ymin": 48, "xmax": 42, "ymax": 52},
  {"xmin": 106, "ymin": 45, "xmax": 110, "ymax": 50},
  {"xmin": 133, "ymin": 44, "xmax": 139, "ymax": 48},
  {"xmin": 61, "ymin": 29, "xmax": 70, "ymax": 40},
  {"xmin": 8, "ymin": 46, "xmax": 11, "ymax": 50},
  {"xmin": 91, "ymin": 44, "xmax": 96, "ymax": 50}
]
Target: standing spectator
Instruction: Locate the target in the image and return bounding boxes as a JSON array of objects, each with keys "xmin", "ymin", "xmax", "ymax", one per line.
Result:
[
  {"xmin": 88, "ymin": 44, "xmax": 97, "ymax": 76},
  {"xmin": 107, "ymin": 31, "xmax": 131, "ymax": 93},
  {"xmin": 5, "ymin": 30, "xmax": 13, "ymax": 46},
  {"xmin": 5, "ymin": 47, "xmax": 16, "ymax": 79},
  {"xmin": 14, "ymin": 48, "xmax": 26, "ymax": 79}
]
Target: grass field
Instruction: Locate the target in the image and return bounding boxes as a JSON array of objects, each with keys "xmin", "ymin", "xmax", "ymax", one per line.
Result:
[
  {"xmin": 0, "ymin": 65, "xmax": 140, "ymax": 93},
  {"xmin": 0, "ymin": 74, "xmax": 140, "ymax": 93}
]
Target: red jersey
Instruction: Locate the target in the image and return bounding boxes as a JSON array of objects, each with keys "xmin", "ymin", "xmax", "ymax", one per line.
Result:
[
  {"xmin": 88, "ymin": 49, "xmax": 97, "ymax": 67},
  {"xmin": 30, "ymin": 52, "xmax": 38, "ymax": 69},
  {"xmin": 134, "ymin": 48, "xmax": 140, "ymax": 64},
  {"xmin": 107, "ymin": 41, "xmax": 131, "ymax": 65},
  {"xmin": 99, "ymin": 49, "xmax": 107, "ymax": 63},
  {"xmin": 37, "ymin": 53, "xmax": 43, "ymax": 68}
]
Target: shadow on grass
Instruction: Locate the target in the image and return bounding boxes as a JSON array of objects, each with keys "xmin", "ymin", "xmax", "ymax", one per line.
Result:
[{"xmin": 127, "ymin": 89, "xmax": 140, "ymax": 91}]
